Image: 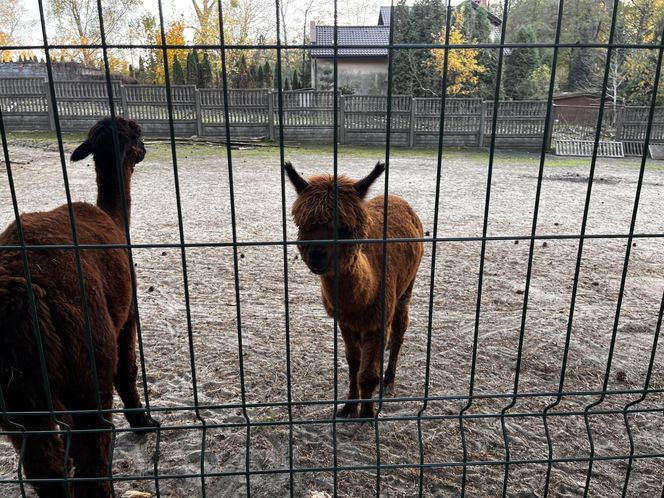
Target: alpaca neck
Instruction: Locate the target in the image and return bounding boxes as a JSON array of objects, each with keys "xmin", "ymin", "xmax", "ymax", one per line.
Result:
[
  {"xmin": 96, "ymin": 161, "xmax": 131, "ymax": 229},
  {"xmin": 322, "ymin": 251, "xmax": 378, "ymax": 310}
]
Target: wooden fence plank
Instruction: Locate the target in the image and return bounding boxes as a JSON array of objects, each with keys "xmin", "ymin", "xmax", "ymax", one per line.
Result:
[{"xmin": 1, "ymin": 78, "xmax": 663, "ymax": 150}]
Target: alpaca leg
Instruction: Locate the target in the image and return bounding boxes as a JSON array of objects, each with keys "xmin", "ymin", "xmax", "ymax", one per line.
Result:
[
  {"xmin": 358, "ymin": 332, "xmax": 382, "ymax": 419},
  {"xmin": 337, "ymin": 328, "xmax": 361, "ymax": 418},
  {"xmin": 384, "ymin": 284, "xmax": 414, "ymax": 395},
  {"xmin": 115, "ymin": 316, "xmax": 158, "ymax": 433},
  {"xmin": 69, "ymin": 388, "xmax": 114, "ymax": 498},
  {"xmin": 7, "ymin": 415, "xmax": 72, "ymax": 498}
]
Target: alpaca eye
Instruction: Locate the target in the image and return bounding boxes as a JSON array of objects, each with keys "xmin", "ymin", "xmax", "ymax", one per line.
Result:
[{"xmin": 337, "ymin": 227, "xmax": 352, "ymax": 239}]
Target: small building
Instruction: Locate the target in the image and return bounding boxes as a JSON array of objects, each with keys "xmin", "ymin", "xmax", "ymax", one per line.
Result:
[
  {"xmin": 553, "ymin": 91, "xmax": 622, "ymax": 108},
  {"xmin": 553, "ymin": 92, "xmax": 624, "ymax": 127},
  {"xmin": 310, "ymin": 3, "xmax": 502, "ymax": 95},
  {"xmin": 310, "ymin": 24, "xmax": 389, "ymax": 95}
]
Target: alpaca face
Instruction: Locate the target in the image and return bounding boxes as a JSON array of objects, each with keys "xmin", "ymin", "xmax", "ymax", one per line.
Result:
[
  {"xmin": 71, "ymin": 117, "xmax": 145, "ymax": 171},
  {"xmin": 285, "ymin": 161, "xmax": 386, "ymax": 276},
  {"xmin": 296, "ymin": 221, "xmax": 357, "ymax": 275}
]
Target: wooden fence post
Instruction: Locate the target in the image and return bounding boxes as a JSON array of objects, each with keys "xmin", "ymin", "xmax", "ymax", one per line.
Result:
[
  {"xmin": 615, "ymin": 105, "xmax": 624, "ymax": 142},
  {"xmin": 546, "ymin": 103, "xmax": 556, "ymax": 150},
  {"xmin": 120, "ymin": 83, "xmax": 129, "ymax": 119},
  {"xmin": 268, "ymin": 89, "xmax": 275, "ymax": 141},
  {"xmin": 409, "ymin": 97, "xmax": 416, "ymax": 147},
  {"xmin": 43, "ymin": 81, "xmax": 56, "ymax": 131},
  {"xmin": 194, "ymin": 89, "xmax": 203, "ymax": 137},
  {"xmin": 478, "ymin": 101, "xmax": 486, "ymax": 147},
  {"xmin": 339, "ymin": 95, "xmax": 345, "ymax": 145}
]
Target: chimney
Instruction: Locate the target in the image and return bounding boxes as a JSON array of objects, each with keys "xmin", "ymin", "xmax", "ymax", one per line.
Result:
[{"xmin": 310, "ymin": 21, "xmax": 316, "ymax": 43}]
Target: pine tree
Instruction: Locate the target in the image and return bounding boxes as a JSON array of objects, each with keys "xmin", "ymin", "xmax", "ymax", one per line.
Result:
[
  {"xmin": 284, "ymin": 77, "xmax": 291, "ymax": 91},
  {"xmin": 249, "ymin": 64, "xmax": 258, "ymax": 88},
  {"xmin": 198, "ymin": 52, "xmax": 213, "ymax": 88},
  {"xmin": 172, "ymin": 55, "xmax": 185, "ymax": 85},
  {"xmin": 186, "ymin": 50, "xmax": 199, "ymax": 85},
  {"xmin": 257, "ymin": 65, "xmax": 265, "ymax": 88},
  {"xmin": 504, "ymin": 25, "xmax": 540, "ymax": 100},
  {"xmin": 263, "ymin": 61, "xmax": 273, "ymax": 88},
  {"xmin": 392, "ymin": 0, "xmax": 448, "ymax": 96},
  {"xmin": 319, "ymin": 67, "xmax": 334, "ymax": 91},
  {"xmin": 291, "ymin": 70, "xmax": 300, "ymax": 90},
  {"xmin": 456, "ymin": 0, "xmax": 496, "ymax": 98},
  {"xmin": 233, "ymin": 54, "xmax": 250, "ymax": 88}
]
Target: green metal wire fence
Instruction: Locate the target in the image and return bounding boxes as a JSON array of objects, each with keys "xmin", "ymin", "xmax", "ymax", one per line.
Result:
[{"xmin": 0, "ymin": 0, "xmax": 663, "ymax": 496}]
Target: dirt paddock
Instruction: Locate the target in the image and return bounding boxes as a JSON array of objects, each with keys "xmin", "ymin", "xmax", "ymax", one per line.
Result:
[{"xmin": 0, "ymin": 140, "xmax": 662, "ymax": 497}]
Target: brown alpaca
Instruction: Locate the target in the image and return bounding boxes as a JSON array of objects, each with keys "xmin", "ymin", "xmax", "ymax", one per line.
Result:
[
  {"xmin": 285, "ymin": 161, "xmax": 424, "ymax": 419},
  {"xmin": 0, "ymin": 117, "xmax": 157, "ymax": 498}
]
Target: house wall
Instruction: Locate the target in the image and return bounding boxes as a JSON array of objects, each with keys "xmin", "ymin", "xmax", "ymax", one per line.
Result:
[{"xmin": 313, "ymin": 58, "xmax": 388, "ymax": 95}]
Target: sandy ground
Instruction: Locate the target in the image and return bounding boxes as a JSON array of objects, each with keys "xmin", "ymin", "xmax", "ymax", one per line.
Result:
[{"xmin": 0, "ymin": 139, "xmax": 663, "ymax": 497}]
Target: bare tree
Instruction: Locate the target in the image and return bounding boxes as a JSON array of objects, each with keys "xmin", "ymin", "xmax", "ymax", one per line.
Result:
[
  {"xmin": 0, "ymin": 0, "xmax": 33, "ymax": 61},
  {"xmin": 50, "ymin": 0, "xmax": 142, "ymax": 66}
]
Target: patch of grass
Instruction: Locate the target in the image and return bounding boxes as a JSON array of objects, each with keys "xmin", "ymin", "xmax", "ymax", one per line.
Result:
[
  {"xmin": 6, "ymin": 131, "xmax": 663, "ymax": 170},
  {"xmin": 8, "ymin": 131, "xmax": 87, "ymax": 144}
]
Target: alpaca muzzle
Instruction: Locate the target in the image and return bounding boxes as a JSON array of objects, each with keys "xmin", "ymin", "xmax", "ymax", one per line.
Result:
[{"xmin": 305, "ymin": 246, "xmax": 329, "ymax": 275}]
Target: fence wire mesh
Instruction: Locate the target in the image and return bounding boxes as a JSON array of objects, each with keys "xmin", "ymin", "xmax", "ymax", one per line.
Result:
[{"xmin": 0, "ymin": 0, "xmax": 663, "ymax": 496}]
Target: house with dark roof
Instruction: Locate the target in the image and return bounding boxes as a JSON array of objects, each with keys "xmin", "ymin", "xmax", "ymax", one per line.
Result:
[
  {"xmin": 310, "ymin": 23, "xmax": 390, "ymax": 95},
  {"xmin": 310, "ymin": 3, "xmax": 501, "ymax": 95}
]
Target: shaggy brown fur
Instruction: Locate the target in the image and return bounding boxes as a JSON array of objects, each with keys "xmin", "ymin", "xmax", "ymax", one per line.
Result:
[
  {"xmin": 0, "ymin": 117, "xmax": 157, "ymax": 498},
  {"xmin": 285, "ymin": 161, "xmax": 424, "ymax": 419}
]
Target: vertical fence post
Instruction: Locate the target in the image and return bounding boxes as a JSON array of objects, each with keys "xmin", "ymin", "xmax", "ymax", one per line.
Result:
[
  {"xmin": 478, "ymin": 100, "xmax": 487, "ymax": 147},
  {"xmin": 43, "ymin": 81, "xmax": 56, "ymax": 131},
  {"xmin": 339, "ymin": 94, "xmax": 346, "ymax": 145},
  {"xmin": 546, "ymin": 104, "xmax": 556, "ymax": 150},
  {"xmin": 120, "ymin": 83, "xmax": 129, "ymax": 119},
  {"xmin": 195, "ymin": 88, "xmax": 203, "ymax": 137},
  {"xmin": 409, "ymin": 97, "xmax": 416, "ymax": 148},
  {"xmin": 615, "ymin": 105, "xmax": 624, "ymax": 142},
  {"xmin": 268, "ymin": 89, "xmax": 275, "ymax": 141}
]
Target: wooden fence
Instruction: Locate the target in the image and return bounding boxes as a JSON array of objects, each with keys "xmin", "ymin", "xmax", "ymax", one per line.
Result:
[{"xmin": 1, "ymin": 78, "xmax": 663, "ymax": 152}]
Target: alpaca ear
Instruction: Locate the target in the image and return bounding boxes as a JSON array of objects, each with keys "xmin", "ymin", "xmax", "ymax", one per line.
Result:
[
  {"xmin": 284, "ymin": 161, "xmax": 309, "ymax": 194},
  {"xmin": 71, "ymin": 139, "xmax": 93, "ymax": 162},
  {"xmin": 354, "ymin": 161, "xmax": 385, "ymax": 198}
]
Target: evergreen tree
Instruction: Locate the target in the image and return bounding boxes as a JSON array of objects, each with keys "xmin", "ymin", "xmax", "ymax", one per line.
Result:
[
  {"xmin": 249, "ymin": 64, "xmax": 258, "ymax": 88},
  {"xmin": 291, "ymin": 70, "xmax": 300, "ymax": 90},
  {"xmin": 458, "ymin": 0, "xmax": 491, "ymax": 42},
  {"xmin": 564, "ymin": 0, "xmax": 608, "ymax": 91},
  {"xmin": 319, "ymin": 67, "xmax": 334, "ymax": 91},
  {"xmin": 263, "ymin": 61, "xmax": 273, "ymax": 88},
  {"xmin": 392, "ymin": 0, "xmax": 448, "ymax": 96},
  {"xmin": 186, "ymin": 50, "xmax": 199, "ymax": 85},
  {"xmin": 198, "ymin": 51, "xmax": 213, "ymax": 88},
  {"xmin": 172, "ymin": 55, "xmax": 185, "ymax": 85},
  {"xmin": 257, "ymin": 65, "xmax": 265, "ymax": 88},
  {"xmin": 455, "ymin": 0, "xmax": 496, "ymax": 98},
  {"xmin": 233, "ymin": 54, "xmax": 250, "ymax": 88},
  {"xmin": 284, "ymin": 77, "xmax": 291, "ymax": 91},
  {"xmin": 504, "ymin": 25, "xmax": 540, "ymax": 99}
]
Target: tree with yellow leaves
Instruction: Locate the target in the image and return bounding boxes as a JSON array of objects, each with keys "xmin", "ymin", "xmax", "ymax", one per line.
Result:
[
  {"xmin": 430, "ymin": 11, "xmax": 485, "ymax": 96},
  {"xmin": 152, "ymin": 20, "xmax": 188, "ymax": 84},
  {"xmin": 0, "ymin": 0, "xmax": 32, "ymax": 62}
]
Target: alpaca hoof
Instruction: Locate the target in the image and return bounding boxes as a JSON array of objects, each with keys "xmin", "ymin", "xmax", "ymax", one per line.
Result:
[
  {"xmin": 129, "ymin": 414, "xmax": 160, "ymax": 434},
  {"xmin": 358, "ymin": 405, "xmax": 376, "ymax": 421},
  {"xmin": 336, "ymin": 403, "xmax": 358, "ymax": 418}
]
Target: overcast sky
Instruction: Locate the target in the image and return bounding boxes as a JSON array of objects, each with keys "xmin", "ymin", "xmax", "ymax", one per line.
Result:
[{"xmin": 19, "ymin": 0, "xmax": 427, "ymax": 46}]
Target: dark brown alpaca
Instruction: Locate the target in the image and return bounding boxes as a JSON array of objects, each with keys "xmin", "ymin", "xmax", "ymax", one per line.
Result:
[
  {"xmin": 0, "ymin": 117, "xmax": 157, "ymax": 497},
  {"xmin": 285, "ymin": 161, "xmax": 424, "ymax": 419}
]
